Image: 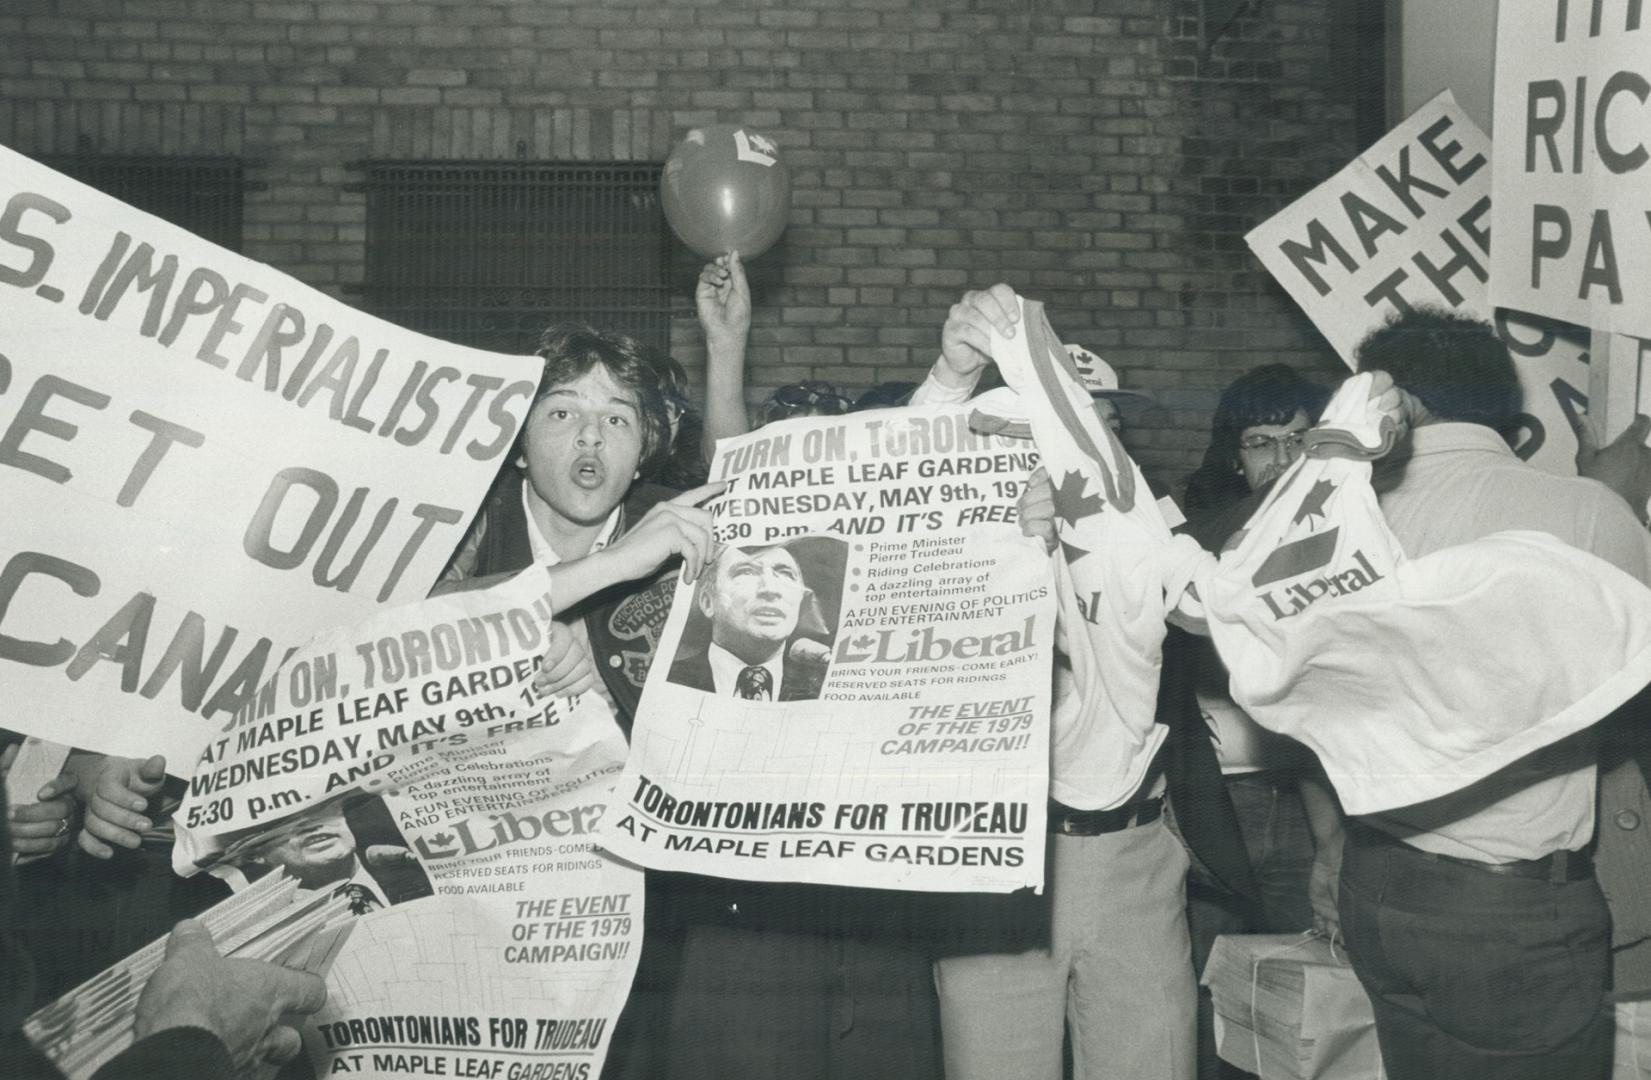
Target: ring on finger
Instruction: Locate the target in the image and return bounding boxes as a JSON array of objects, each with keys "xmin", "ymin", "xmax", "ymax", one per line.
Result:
[{"xmin": 54, "ymin": 817, "xmax": 70, "ymax": 838}]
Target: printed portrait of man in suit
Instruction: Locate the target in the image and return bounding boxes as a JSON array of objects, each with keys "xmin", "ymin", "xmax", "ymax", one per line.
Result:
[
  {"xmin": 667, "ymin": 536, "xmax": 845, "ymax": 702},
  {"xmin": 232, "ymin": 796, "xmax": 433, "ymax": 916}
]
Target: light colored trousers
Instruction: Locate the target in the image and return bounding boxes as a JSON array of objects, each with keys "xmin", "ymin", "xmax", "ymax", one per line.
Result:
[{"xmin": 934, "ymin": 818, "xmax": 1196, "ymax": 1080}]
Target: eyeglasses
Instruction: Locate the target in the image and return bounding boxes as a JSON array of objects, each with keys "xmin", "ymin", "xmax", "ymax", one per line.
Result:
[
  {"xmin": 771, "ymin": 381, "xmax": 851, "ymax": 414},
  {"xmin": 1238, "ymin": 431, "xmax": 1307, "ymax": 453}
]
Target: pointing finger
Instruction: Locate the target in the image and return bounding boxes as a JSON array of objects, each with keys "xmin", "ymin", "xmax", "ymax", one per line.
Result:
[{"xmin": 671, "ymin": 482, "xmax": 727, "ymax": 508}]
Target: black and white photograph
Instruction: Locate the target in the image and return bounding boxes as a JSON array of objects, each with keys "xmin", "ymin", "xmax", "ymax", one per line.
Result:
[
  {"xmin": 4, "ymin": 4, "xmax": 1650, "ymax": 1080},
  {"xmin": 666, "ymin": 535, "xmax": 845, "ymax": 702}
]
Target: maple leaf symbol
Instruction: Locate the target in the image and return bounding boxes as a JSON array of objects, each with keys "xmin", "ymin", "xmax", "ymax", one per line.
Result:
[
  {"xmin": 1292, "ymin": 478, "xmax": 1336, "ymax": 526},
  {"xmin": 428, "ymin": 831, "xmax": 454, "ymax": 848},
  {"xmin": 1053, "ymin": 469, "xmax": 1105, "ymax": 529},
  {"xmin": 852, "ymin": 634, "xmax": 876, "ymax": 651}
]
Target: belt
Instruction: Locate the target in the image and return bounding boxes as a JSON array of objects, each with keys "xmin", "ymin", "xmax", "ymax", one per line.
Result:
[
  {"xmin": 1049, "ymin": 796, "xmax": 1163, "ymax": 836},
  {"xmin": 1353, "ymin": 824, "xmax": 1593, "ymax": 884}
]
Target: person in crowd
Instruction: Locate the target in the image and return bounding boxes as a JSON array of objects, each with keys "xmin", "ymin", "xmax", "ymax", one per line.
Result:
[
  {"xmin": 437, "ymin": 323, "xmax": 711, "ymax": 603},
  {"xmin": 668, "ymin": 541, "xmax": 830, "ymax": 701},
  {"xmin": 1335, "ymin": 307, "xmax": 1651, "ymax": 1080},
  {"xmin": 1176, "ymin": 364, "xmax": 1340, "ymax": 1080},
  {"xmin": 909, "ymin": 284, "xmax": 1196, "ymax": 1080},
  {"xmin": 1, "ymin": 772, "xmax": 329, "ymax": 1080},
  {"xmin": 242, "ymin": 799, "xmax": 432, "ymax": 914},
  {"xmin": 756, "ymin": 379, "xmax": 852, "ymax": 426},
  {"xmin": 1067, "ymin": 343, "xmax": 1152, "ymax": 436},
  {"xmin": 644, "ymin": 273, "xmax": 944, "ymax": 1080},
  {"xmin": 648, "ymin": 251, "xmax": 757, "ymax": 488},
  {"xmin": 434, "ymin": 321, "xmax": 722, "ymax": 1080},
  {"xmin": 1, "ymin": 743, "xmax": 78, "ymax": 863},
  {"xmin": 695, "ymin": 251, "xmax": 755, "ymax": 452},
  {"xmin": 1567, "ymin": 411, "xmax": 1651, "ymax": 1080},
  {"xmin": 8, "ymin": 748, "xmax": 230, "ymax": 1003},
  {"xmin": 1182, "ymin": 364, "xmax": 1328, "ymax": 516},
  {"xmin": 438, "ymin": 321, "xmax": 940, "ymax": 1080},
  {"xmin": 693, "ymin": 250, "xmax": 862, "ymax": 435},
  {"xmin": 646, "ymin": 351, "xmax": 711, "ymax": 489},
  {"xmin": 649, "ymin": 372, "xmax": 942, "ymax": 1078}
]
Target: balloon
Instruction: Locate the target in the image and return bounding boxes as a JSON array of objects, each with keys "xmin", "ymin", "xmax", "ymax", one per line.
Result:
[{"xmin": 660, "ymin": 125, "xmax": 792, "ymax": 259}]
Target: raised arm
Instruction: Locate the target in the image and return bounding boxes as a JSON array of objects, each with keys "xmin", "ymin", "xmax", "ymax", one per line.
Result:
[
  {"xmin": 911, "ymin": 283, "xmax": 1022, "ymax": 405},
  {"xmin": 697, "ymin": 252, "xmax": 752, "ymax": 460}
]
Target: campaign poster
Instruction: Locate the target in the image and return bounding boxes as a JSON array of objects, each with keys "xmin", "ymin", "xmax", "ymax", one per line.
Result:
[
  {"xmin": 1490, "ymin": 1, "xmax": 1651, "ymax": 340},
  {"xmin": 173, "ymin": 570, "xmax": 641, "ymax": 1080},
  {"xmin": 601, "ymin": 406, "xmax": 1055, "ymax": 893},
  {"xmin": 1244, "ymin": 91, "xmax": 1589, "ymax": 475},
  {"xmin": 0, "ymin": 144, "xmax": 538, "ymax": 764}
]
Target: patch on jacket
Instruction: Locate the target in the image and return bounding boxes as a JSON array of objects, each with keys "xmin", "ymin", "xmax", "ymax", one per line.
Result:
[{"xmin": 607, "ymin": 573, "xmax": 678, "ymax": 689}]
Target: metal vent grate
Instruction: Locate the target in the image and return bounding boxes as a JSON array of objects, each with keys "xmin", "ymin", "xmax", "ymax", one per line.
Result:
[
  {"xmin": 42, "ymin": 156, "xmax": 246, "ymax": 253},
  {"xmin": 356, "ymin": 161, "xmax": 673, "ymax": 358}
]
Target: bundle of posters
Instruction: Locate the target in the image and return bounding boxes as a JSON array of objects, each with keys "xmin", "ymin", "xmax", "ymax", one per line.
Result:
[
  {"xmin": 171, "ymin": 568, "xmax": 643, "ymax": 1080},
  {"xmin": 1201, "ymin": 933, "xmax": 1382, "ymax": 1080},
  {"xmin": 601, "ymin": 404, "xmax": 1055, "ymax": 893},
  {"xmin": 23, "ymin": 868, "xmax": 356, "ymax": 1079}
]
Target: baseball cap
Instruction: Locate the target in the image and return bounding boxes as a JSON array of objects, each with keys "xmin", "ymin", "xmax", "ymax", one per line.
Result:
[
  {"xmin": 967, "ymin": 344, "xmax": 1151, "ymax": 439},
  {"xmin": 1066, "ymin": 344, "xmax": 1153, "ymax": 404}
]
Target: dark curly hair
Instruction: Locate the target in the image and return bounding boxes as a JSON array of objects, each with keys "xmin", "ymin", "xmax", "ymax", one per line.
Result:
[
  {"xmin": 530, "ymin": 323, "xmax": 672, "ymax": 471},
  {"xmin": 1183, "ymin": 364, "xmax": 1330, "ymax": 513},
  {"xmin": 1355, "ymin": 307, "xmax": 1519, "ymax": 431}
]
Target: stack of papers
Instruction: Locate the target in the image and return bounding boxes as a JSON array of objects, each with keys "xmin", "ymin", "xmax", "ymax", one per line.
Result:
[
  {"xmin": 1201, "ymin": 933, "xmax": 1382, "ymax": 1080},
  {"xmin": 23, "ymin": 870, "xmax": 355, "ymax": 1078}
]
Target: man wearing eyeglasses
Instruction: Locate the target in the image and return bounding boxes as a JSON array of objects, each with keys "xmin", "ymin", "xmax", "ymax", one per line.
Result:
[
  {"xmin": 1237, "ymin": 419, "xmax": 1307, "ymax": 488},
  {"xmin": 1178, "ymin": 364, "xmax": 1339, "ymax": 1080},
  {"xmin": 1183, "ymin": 364, "xmax": 1327, "ymax": 517}
]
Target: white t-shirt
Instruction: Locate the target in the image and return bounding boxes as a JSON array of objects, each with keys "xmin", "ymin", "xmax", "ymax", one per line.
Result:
[{"xmin": 522, "ymin": 482, "xmax": 626, "ymax": 727}]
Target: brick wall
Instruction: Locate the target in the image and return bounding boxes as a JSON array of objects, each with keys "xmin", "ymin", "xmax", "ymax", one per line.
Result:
[{"xmin": 0, "ymin": 0, "xmax": 1381, "ymax": 491}]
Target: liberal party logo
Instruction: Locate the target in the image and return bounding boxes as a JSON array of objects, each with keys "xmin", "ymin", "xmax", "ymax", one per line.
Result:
[{"xmin": 1250, "ymin": 528, "xmax": 1385, "ymax": 621}]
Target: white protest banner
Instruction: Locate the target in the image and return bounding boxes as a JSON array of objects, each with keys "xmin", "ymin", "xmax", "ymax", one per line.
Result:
[
  {"xmin": 0, "ymin": 144, "xmax": 538, "ymax": 764},
  {"xmin": 173, "ymin": 570, "xmax": 641, "ymax": 1080},
  {"xmin": 600, "ymin": 407, "xmax": 1054, "ymax": 893},
  {"xmin": 1245, "ymin": 91, "xmax": 1589, "ymax": 475},
  {"xmin": 1491, "ymin": 1, "xmax": 1651, "ymax": 340}
]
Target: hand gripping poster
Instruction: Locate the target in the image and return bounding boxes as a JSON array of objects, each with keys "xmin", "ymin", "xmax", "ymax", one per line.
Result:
[
  {"xmin": 0, "ymin": 145, "xmax": 539, "ymax": 765},
  {"xmin": 172, "ymin": 569, "xmax": 641, "ymax": 1080},
  {"xmin": 600, "ymin": 406, "xmax": 1055, "ymax": 893}
]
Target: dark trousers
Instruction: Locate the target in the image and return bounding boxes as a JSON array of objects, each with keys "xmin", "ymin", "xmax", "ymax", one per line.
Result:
[
  {"xmin": 664, "ymin": 924, "xmax": 941, "ymax": 1080},
  {"xmin": 1187, "ymin": 773, "xmax": 1315, "ymax": 1080},
  {"xmin": 1339, "ymin": 827, "xmax": 1612, "ymax": 1080}
]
